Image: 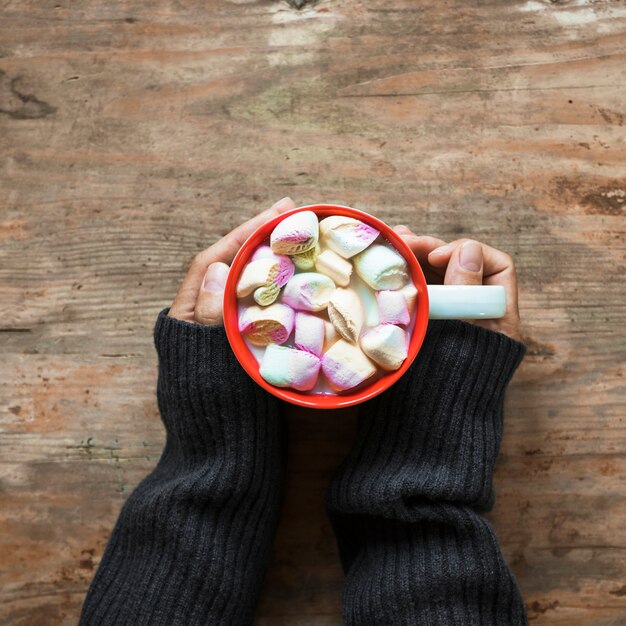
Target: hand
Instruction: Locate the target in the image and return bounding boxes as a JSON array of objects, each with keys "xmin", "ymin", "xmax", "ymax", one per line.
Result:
[
  {"xmin": 168, "ymin": 197, "xmax": 296, "ymax": 325},
  {"xmin": 393, "ymin": 226, "xmax": 522, "ymax": 341}
]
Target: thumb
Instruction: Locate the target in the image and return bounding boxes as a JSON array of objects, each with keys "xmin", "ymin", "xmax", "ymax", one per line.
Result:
[
  {"xmin": 444, "ymin": 240, "xmax": 484, "ymax": 285},
  {"xmin": 194, "ymin": 262, "xmax": 230, "ymax": 326}
]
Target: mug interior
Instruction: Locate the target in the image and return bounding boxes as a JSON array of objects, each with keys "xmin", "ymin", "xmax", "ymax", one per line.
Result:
[{"xmin": 223, "ymin": 204, "xmax": 430, "ymax": 409}]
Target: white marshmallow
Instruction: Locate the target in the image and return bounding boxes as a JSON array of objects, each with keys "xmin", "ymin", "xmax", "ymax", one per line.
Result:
[
  {"xmin": 251, "ymin": 245, "xmax": 295, "ymax": 287},
  {"xmin": 327, "ymin": 288, "xmax": 364, "ymax": 343},
  {"xmin": 282, "ymin": 272, "xmax": 336, "ymax": 312},
  {"xmin": 319, "ymin": 216, "xmax": 380, "ymax": 258},
  {"xmin": 323, "ymin": 320, "xmax": 340, "ymax": 351},
  {"xmin": 259, "ymin": 344, "xmax": 321, "ymax": 391},
  {"xmin": 360, "ymin": 325, "xmax": 408, "ymax": 371},
  {"xmin": 236, "ymin": 258, "xmax": 279, "ymax": 298},
  {"xmin": 250, "ymin": 245, "xmax": 275, "ymax": 261},
  {"xmin": 353, "ymin": 244, "xmax": 408, "ymax": 290},
  {"xmin": 400, "ymin": 282, "xmax": 418, "ymax": 313},
  {"xmin": 294, "ymin": 312, "xmax": 325, "ymax": 357},
  {"xmin": 322, "ymin": 339, "xmax": 377, "ymax": 392},
  {"xmin": 314, "ymin": 249, "xmax": 353, "ymax": 287},
  {"xmin": 353, "ymin": 275, "xmax": 380, "ymax": 327},
  {"xmin": 270, "ymin": 211, "xmax": 319, "ymax": 255},
  {"xmin": 239, "ymin": 303, "xmax": 295, "ymax": 346},
  {"xmin": 292, "ymin": 242, "xmax": 320, "ymax": 271},
  {"xmin": 376, "ymin": 290, "xmax": 410, "ymax": 325}
]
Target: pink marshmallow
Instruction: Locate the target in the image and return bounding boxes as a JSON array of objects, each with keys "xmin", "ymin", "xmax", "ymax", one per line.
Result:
[
  {"xmin": 238, "ymin": 303, "xmax": 295, "ymax": 346},
  {"xmin": 259, "ymin": 344, "xmax": 321, "ymax": 391},
  {"xmin": 360, "ymin": 324, "xmax": 408, "ymax": 371},
  {"xmin": 281, "ymin": 272, "xmax": 336, "ymax": 312},
  {"xmin": 250, "ymin": 245, "xmax": 295, "ymax": 287},
  {"xmin": 321, "ymin": 339, "xmax": 377, "ymax": 392},
  {"xmin": 294, "ymin": 312, "xmax": 325, "ymax": 357},
  {"xmin": 376, "ymin": 290, "xmax": 410, "ymax": 326},
  {"xmin": 270, "ymin": 210, "xmax": 319, "ymax": 255}
]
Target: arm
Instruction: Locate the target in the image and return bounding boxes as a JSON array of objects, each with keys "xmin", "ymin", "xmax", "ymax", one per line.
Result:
[
  {"xmin": 81, "ymin": 313, "xmax": 286, "ymax": 626},
  {"xmin": 80, "ymin": 199, "xmax": 296, "ymax": 626},
  {"xmin": 326, "ymin": 233, "xmax": 528, "ymax": 625},
  {"xmin": 327, "ymin": 321, "xmax": 526, "ymax": 625}
]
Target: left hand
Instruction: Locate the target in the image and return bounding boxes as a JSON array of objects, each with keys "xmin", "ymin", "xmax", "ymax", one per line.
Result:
[{"xmin": 168, "ymin": 197, "xmax": 296, "ymax": 325}]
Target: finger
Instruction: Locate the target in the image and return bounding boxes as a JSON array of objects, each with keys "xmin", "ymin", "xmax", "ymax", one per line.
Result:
[
  {"xmin": 196, "ymin": 197, "xmax": 296, "ymax": 270},
  {"xmin": 428, "ymin": 238, "xmax": 510, "ymax": 277},
  {"xmin": 393, "ymin": 224, "xmax": 413, "ymax": 236},
  {"xmin": 195, "ymin": 262, "xmax": 230, "ymax": 326},
  {"xmin": 274, "ymin": 197, "xmax": 296, "ymax": 214},
  {"xmin": 399, "ymin": 234, "xmax": 448, "ymax": 259},
  {"xmin": 429, "ymin": 237, "xmax": 518, "ymax": 305},
  {"xmin": 443, "ymin": 240, "xmax": 484, "ymax": 285},
  {"xmin": 480, "ymin": 261, "xmax": 521, "ymax": 341},
  {"xmin": 169, "ymin": 197, "xmax": 295, "ymax": 321},
  {"xmin": 393, "ymin": 229, "xmax": 448, "ymax": 284},
  {"xmin": 430, "ymin": 238, "xmax": 522, "ymax": 339}
]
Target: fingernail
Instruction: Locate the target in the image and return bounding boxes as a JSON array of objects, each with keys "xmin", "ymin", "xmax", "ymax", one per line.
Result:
[
  {"xmin": 202, "ymin": 263, "xmax": 229, "ymax": 292},
  {"xmin": 270, "ymin": 196, "xmax": 293, "ymax": 211},
  {"xmin": 394, "ymin": 224, "xmax": 410, "ymax": 234},
  {"xmin": 429, "ymin": 243, "xmax": 452, "ymax": 256},
  {"xmin": 459, "ymin": 240, "xmax": 482, "ymax": 272}
]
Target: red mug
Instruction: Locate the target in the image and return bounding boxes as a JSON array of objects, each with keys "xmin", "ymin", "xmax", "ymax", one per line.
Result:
[
  {"xmin": 223, "ymin": 204, "xmax": 428, "ymax": 409},
  {"xmin": 223, "ymin": 204, "xmax": 504, "ymax": 409}
]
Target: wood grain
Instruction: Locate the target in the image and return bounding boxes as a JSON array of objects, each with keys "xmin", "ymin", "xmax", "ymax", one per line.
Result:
[{"xmin": 1, "ymin": 0, "xmax": 625, "ymax": 624}]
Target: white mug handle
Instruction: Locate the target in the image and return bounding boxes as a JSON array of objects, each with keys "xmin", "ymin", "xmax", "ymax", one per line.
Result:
[{"xmin": 427, "ymin": 285, "xmax": 506, "ymax": 320}]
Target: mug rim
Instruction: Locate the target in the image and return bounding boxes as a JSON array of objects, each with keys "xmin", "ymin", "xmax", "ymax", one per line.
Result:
[{"xmin": 223, "ymin": 204, "xmax": 430, "ymax": 409}]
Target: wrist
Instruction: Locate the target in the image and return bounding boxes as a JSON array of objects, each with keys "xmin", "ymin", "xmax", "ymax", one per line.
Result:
[
  {"xmin": 153, "ymin": 308, "xmax": 282, "ymax": 446},
  {"xmin": 402, "ymin": 319, "xmax": 526, "ymax": 405}
]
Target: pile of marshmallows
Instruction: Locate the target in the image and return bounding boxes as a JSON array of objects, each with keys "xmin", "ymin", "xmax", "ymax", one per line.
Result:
[{"xmin": 236, "ymin": 211, "xmax": 417, "ymax": 393}]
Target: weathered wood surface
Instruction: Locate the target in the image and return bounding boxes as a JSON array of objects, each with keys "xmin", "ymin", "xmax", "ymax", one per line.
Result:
[{"xmin": 1, "ymin": 0, "xmax": 625, "ymax": 624}]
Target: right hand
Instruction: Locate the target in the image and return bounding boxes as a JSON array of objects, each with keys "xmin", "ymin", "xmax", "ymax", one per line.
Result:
[{"xmin": 393, "ymin": 226, "xmax": 522, "ymax": 342}]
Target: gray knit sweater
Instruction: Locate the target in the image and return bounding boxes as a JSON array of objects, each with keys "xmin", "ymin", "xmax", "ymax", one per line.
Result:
[{"xmin": 80, "ymin": 309, "xmax": 528, "ymax": 625}]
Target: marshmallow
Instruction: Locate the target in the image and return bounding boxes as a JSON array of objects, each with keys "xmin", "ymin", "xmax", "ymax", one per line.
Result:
[
  {"xmin": 292, "ymin": 242, "xmax": 320, "ymax": 271},
  {"xmin": 319, "ymin": 216, "xmax": 380, "ymax": 258},
  {"xmin": 376, "ymin": 290, "xmax": 410, "ymax": 325},
  {"xmin": 323, "ymin": 320, "xmax": 340, "ymax": 350},
  {"xmin": 322, "ymin": 339, "xmax": 377, "ymax": 392},
  {"xmin": 239, "ymin": 303, "xmax": 294, "ymax": 346},
  {"xmin": 400, "ymin": 282, "xmax": 418, "ymax": 312},
  {"xmin": 236, "ymin": 258, "xmax": 280, "ymax": 298},
  {"xmin": 251, "ymin": 245, "xmax": 274, "ymax": 261},
  {"xmin": 353, "ymin": 275, "xmax": 380, "ymax": 327},
  {"xmin": 353, "ymin": 244, "xmax": 409, "ymax": 290},
  {"xmin": 251, "ymin": 245, "xmax": 295, "ymax": 287},
  {"xmin": 282, "ymin": 272, "xmax": 336, "ymax": 312},
  {"xmin": 253, "ymin": 282, "xmax": 280, "ymax": 306},
  {"xmin": 259, "ymin": 344, "xmax": 321, "ymax": 391},
  {"xmin": 360, "ymin": 324, "xmax": 408, "ymax": 371},
  {"xmin": 328, "ymin": 288, "xmax": 364, "ymax": 343},
  {"xmin": 314, "ymin": 249, "xmax": 353, "ymax": 287},
  {"xmin": 294, "ymin": 312, "xmax": 325, "ymax": 357},
  {"xmin": 270, "ymin": 211, "xmax": 319, "ymax": 255}
]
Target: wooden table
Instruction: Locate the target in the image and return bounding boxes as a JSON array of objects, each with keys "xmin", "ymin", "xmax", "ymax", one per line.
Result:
[{"xmin": 1, "ymin": 1, "xmax": 624, "ymax": 624}]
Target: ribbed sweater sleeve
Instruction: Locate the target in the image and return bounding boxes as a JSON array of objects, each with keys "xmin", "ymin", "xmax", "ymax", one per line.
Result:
[
  {"xmin": 326, "ymin": 320, "xmax": 528, "ymax": 625},
  {"xmin": 80, "ymin": 309, "xmax": 286, "ymax": 626}
]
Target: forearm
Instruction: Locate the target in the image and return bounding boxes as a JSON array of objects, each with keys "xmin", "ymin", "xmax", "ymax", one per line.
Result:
[
  {"xmin": 327, "ymin": 320, "xmax": 527, "ymax": 625},
  {"xmin": 80, "ymin": 310, "xmax": 286, "ymax": 626}
]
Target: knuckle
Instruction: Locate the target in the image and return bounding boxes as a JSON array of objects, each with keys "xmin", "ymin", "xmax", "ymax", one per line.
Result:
[
  {"xmin": 194, "ymin": 299, "xmax": 221, "ymax": 326},
  {"xmin": 191, "ymin": 252, "xmax": 206, "ymax": 270},
  {"xmin": 502, "ymin": 253, "xmax": 515, "ymax": 269}
]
